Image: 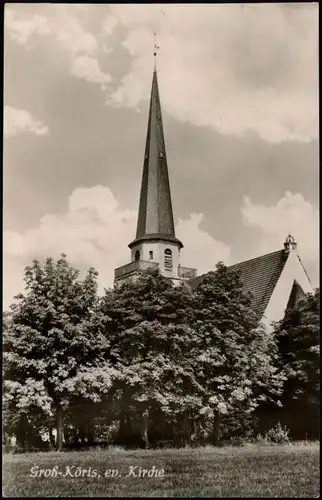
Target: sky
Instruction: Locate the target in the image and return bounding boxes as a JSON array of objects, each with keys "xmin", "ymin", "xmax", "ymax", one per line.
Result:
[{"xmin": 3, "ymin": 3, "xmax": 319, "ymax": 310}]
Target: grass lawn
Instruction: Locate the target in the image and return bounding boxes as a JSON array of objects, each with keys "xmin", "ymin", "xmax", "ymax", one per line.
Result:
[{"xmin": 3, "ymin": 443, "xmax": 319, "ymax": 497}]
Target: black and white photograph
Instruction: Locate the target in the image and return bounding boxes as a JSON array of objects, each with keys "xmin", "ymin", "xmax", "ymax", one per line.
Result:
[{"xmin": 3, "ymin": 2, "xmax": 319, "ymax": 497}]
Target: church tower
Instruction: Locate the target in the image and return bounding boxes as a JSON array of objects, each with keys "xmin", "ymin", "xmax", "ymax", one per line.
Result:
[{"xmin": 114, "ymin": 59, "xmax": 197, "ymax": 285}]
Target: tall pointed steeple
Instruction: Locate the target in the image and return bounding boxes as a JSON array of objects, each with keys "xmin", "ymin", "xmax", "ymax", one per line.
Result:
[
  {"xmin": 114, "ymin": 49, "xmax": 197, "ymax": 285},
  {"xmin": 128, "ymin": 67, "xmax": 183, "ymax": 250}
]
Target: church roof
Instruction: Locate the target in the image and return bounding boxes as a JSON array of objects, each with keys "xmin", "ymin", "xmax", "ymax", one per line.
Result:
[
  {"xmin": 227, "ymin": 250, "xmax": 288, "ymax": 315},
  {"xmin": 190, "ymin": 249, "xmax": 288, "ymax": 316},
  {"xmin": 129, "ymin": 69, "xmax": 183, "ymax": 249}
]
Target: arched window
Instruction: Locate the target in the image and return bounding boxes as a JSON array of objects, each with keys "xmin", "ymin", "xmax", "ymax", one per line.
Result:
[
  {"xmin": 164, "ymin": 248, "xmax": 172, "ymax": 271},
  {"xmin": 135, "ymin": 250, "xmax": 140, "ymax": 261}
]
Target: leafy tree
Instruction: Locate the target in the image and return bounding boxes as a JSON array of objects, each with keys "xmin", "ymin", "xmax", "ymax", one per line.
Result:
[
  {"xmin": 4, "ymin": 258, "xmax": 291, "ymax": 451},
  {"xmin": 100, "ymin": 265, "xmax": 284, "ymax": 446},
  {"xmin": 114, "ymin": 320, "xmax": 204, "ymax": 447},
  {"xmin": 100, "ymin": 269, "xmax": 203, "ymax": 446},
  {"xmin": 3, "ymin": 255, "xmax": 115, "ymax": 451},
  {"xmin": 273, "ymin": 288, "xmax": 320, "ymax": 438},
  {"xmin": 187, "ymin": 262, "xmax": 284, "ymax": 444}
]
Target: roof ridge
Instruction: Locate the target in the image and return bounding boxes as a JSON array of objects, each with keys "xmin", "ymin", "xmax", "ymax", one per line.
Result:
[
  {"xmin": 228, "ymin": 249, "xmax": 284, "ymax": 269},
  {"xmin": 296, "ymin": 254, "xmax": 312, "ymax": 287}
]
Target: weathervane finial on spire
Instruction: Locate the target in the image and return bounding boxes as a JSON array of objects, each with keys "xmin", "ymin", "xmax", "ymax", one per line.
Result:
[
  {"xmin": 153, "ymin": 32, "xmax": 160, "ymax": 69},
  {"xmin": 284, "ymin": 234, "xmax": 297, "ymax": 253}
]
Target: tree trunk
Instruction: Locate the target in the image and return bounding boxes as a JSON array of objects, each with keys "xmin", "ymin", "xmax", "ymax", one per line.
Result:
[
  {"xmin": 126, "ymin": 413, "xmax": 132, "ymax": 437},
  {"xmin": 212, "ymin": 410, "xmax": 221, "ymax": 446},
  {"xmin": 16, "ymin": 415, "xmax": 29, "ymax": 451},
  {"xmin": 56, "ymin": 405, "xmax": 64, "ymax": 451},
  {"xmin": 16, "ymin": 429, "xmax": 26, "ymax": 451},
  {"xmin": 191, "ymin": 417, "xmax": 198, "ymax": 444},
  {"xmin": 182, "ymin": 414, "xmax": 191, "ymax": 445},
  {"xmin": 87, "ymin": 427, "xmax": 94, "ymax": 445},
  {"xmin": 78, "ymin": 426, "xmax": 86, "ymax": 444},
  {"xmin": 118, "ymin": 409, "xmax": 126, "ymax": 444},
  {"xmin": 49, "ymin": 426, "xmax": 55, "ymax": 448},
  {"xmin": 140, "ymin": 408, "xmax": 149, "ymax": 448}
]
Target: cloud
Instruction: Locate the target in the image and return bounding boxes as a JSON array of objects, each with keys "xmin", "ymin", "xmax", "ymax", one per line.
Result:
[
  {"xmin": 5, "ymin": 8, "xmax": 50, "ymax": 44},
  {"xmin": 5, "ymin": 6, "xmax": 96, "ymax": 56},
  {"xmin": 100, "ymin": 13, "xmax": 119, "ymax": 37},
  {"xmin": 241, "ymin": 191, "xmax": 319, "ymax": 263},
  {"xmin": 4, "ymin": 105, "xmax": 49, "ymax": 137},
  {"xmin": 53, "ymin": 13, "xmax": 97, "ymax": 57},
  {"xmin": 5, "ymin": 6, "xmax": 110, "ymax": 86},
  {"xmin": 5, "ymin": 4, "xmax": 317, "ymax": 143},
  {"xmin": 3, "ymin": 185, "xmax": 229, "ymax": 310},
  {"xmin": 105, "ymin": 3, "xmax": 318, "ymax": 143},
  {"xmin": 176, "ymin": 213, "xmax": 231, "ymax": 274},
  {"xmin": 71, "ymin": 56, "xmax": 112, "ymax": 88}
]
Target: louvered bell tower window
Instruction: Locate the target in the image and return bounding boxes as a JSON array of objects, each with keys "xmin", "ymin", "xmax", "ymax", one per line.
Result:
[{"xmin": 164, "ymin": 248, "xmax": 172, "ymax": 271}]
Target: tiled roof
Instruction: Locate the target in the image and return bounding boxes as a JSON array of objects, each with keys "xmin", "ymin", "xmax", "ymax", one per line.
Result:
[
  {"xmin": 190, "ymin": 249, "xmax": 289, "ymax": 317},
  {"xmin": 228, "ymin": 250, "xmax": 288, "ymax": 315},
  {"xmin": 286, "ymin": 280, "xmax": 307, "ymax": 309}
]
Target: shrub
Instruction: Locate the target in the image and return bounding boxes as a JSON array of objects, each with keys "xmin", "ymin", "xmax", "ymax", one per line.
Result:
[
  {"xmin": 220, "ymin": 408, "xmax": 259, "ymax": 441},
  {"xmin": 229, "ymin": 437, "xmax": 245, "ymax": 447},
  {"xmin": 254, "ymin": 433, "xmax": 268, "ymax": 445},
  {"xmin": 264, "ymin": 422, "xmax": 290, "ymax": 444}
]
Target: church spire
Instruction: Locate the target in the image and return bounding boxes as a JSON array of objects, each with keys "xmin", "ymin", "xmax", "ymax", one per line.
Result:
[{"xmin": 129, "ymin": 55, "xmax": 183, "ymax": 250}]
